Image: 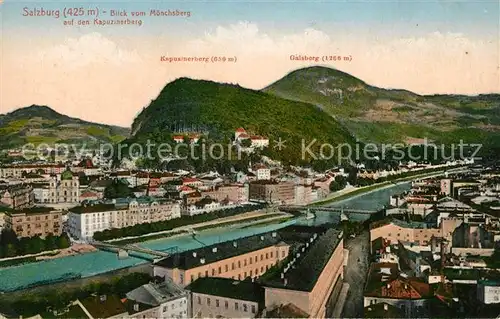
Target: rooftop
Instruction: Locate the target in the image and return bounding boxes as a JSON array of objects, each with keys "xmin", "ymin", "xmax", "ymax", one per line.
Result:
[
  {"xmin": 259, "ymin": 227, "xmax": 343, "ymax": 291},
  {"xmin": 79, "ymin": 295, "xmax": 127, "ymax": 319},
  {"xmin": 364, "ymin": 263, "xmax": 433, "ymax": 299},
  {"xmin": 154, "ymin": 231, "xmax": 288, "ymax": 270},
  {"xmin": 6, "ymin": 206, "xmax": 56, "ymax": 216},
  {"xmin": 186, "ymin": 277, "xmax": 264, "ymax": 303},
  {"xmin": 126, "ymin": 280, "xmax": 187, "ymax": 306}
]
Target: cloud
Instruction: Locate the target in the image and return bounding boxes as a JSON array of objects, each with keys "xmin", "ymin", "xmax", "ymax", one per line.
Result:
[
  {"xmin": 34, "ymin": 32, "xmax": 141, "ymax": 69},
  {"xmin": 1, "ymin": 24, "xmax": 498, "ymax": 127}
]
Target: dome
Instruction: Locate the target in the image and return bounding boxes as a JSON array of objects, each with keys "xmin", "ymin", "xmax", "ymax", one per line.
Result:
[{"xmin": 61, "ymin": 169, "xmax": 73, "ymax": 180}]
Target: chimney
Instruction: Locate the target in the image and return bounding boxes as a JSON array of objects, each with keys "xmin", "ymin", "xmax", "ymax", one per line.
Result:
[
  {"xmin": 133, "ymin": 303, "xmax": 139, "ymax": 312},
  {"xmin": 200, "ymin": 258, "xmax": 205, "ymax": 264},
  {"xmin": 260, "ymin": 236, "xmax": 264, "ymax": 241},
  {"xmin": 212, "ymin": 247, "xmax": 217, "ymax": 253},
  {"xmin": 272, "ymin": 232, "xmax": 277, "ymax": 237},
  {"xmin": 192, "ymin": 252, "xmax": 197, "ymax": 258},
  {"xmin": 233, "ymin": 241, "xmax": 237, "ymax": 247},
  {"xmin": 383, "ymin": 304, "xmax": 388, "ymax": 311}
]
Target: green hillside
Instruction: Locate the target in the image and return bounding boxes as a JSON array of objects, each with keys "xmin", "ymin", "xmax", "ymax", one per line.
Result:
[
  {"xmin": 129, "ymin": 78, "xmax": 357, "ymax": 164},
  {"xmin": 263, "ymin": 66, "xmax": 500, "ymax": 146},
  {"xmin": 0, "ymin": 105, "xmax": 130, "ymax": 149}
]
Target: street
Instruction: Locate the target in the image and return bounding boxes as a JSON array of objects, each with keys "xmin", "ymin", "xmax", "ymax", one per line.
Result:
[{"xmin": 342, "ymin": 230, "xmax": 370, "ymax": 318}]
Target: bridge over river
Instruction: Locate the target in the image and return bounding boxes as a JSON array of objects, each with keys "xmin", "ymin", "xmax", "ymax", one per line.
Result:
[{"xmin": 91, "ymin": 241, "xmax": 174, "ymax": 259}]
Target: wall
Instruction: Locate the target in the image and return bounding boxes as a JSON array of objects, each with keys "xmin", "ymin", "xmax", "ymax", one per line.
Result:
[{"xmin": 191, "ymin": 292, "xmax": 259, "ymax": 318}]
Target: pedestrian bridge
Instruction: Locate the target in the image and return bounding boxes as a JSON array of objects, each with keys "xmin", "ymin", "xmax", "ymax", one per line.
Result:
[
  {"xmin": 91, "ymin": 241, "xmax": 172, "ymax": 258},
  {"xmin": 278, "ymin": 205, "xmax": 377, "ymax": 215}
]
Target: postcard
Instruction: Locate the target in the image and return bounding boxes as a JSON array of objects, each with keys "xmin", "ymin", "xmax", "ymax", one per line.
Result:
[{"xmin": 0, "ymin": 0, "xmax": 499, "ymax": 318}]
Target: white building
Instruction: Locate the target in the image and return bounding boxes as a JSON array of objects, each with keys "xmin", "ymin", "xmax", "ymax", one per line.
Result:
[
  {"xmin": 126, "ymin": 280, "xmax": 190, "ymax": 319},
  {"xmin": 68, "ymin": 197, "xmax": 181, "ymax": 240},
  {"xmin": 184, "ymin": 200, "xmax": 222, "ymax": 216},
  {"xmin": 477, "ymin": 280, "xmax": 500, "ymax": 304}
]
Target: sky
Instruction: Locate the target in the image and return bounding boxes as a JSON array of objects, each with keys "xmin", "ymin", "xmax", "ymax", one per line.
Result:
[{"xmin": 1, "ymin": 0, "xmax": 499, "ymax": 127}]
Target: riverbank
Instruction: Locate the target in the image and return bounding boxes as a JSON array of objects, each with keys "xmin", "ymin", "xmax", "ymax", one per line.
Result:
[
  {"xmin": 0, "ymin": 244, "xmax": 97, "ymax": 267},
  {"xmin": 107, "ymin": 210, "xmax": 287, "ymax": 244},
  {"xmin": 312, "ymin": 168, "xmax": 455, "ymax": 206}
]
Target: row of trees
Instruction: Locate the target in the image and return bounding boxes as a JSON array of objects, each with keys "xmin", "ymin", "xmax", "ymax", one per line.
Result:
[
  {"xmin": 93, "ymin": 203, "xmax": 266, "ymax": 241},
  {"xmin": 0, "ymin": 229, "xmax": 70, "ymax": 258}
]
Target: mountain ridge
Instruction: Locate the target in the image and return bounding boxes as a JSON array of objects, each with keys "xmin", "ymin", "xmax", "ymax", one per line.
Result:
[{"xmin": 0, "ymin": 105, "xmax": 130, "ymax": 149}]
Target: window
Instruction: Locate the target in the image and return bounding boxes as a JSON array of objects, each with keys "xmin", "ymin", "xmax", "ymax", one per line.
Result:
[
  {"xmin": 251, "ymin": 305, "xmax": 256, "ymax": 314},
  {"xmin": 171, "ymin": 304, "xmax": 175, "ymax": 310},
  {"xmin": 216, "ymin": 299, "xmax": 220, "ymax": 307},
  {"xmin": 238, "ymin": 261, "xmax": 241, "ymax": 268},
  {"xmin": 250, "ymin": 270, "xmax": 253, "ymax": 276},
  {"xmin": 243, "ymin": 304, "xmax": 248, "ymax": 312},
  {"xmin": 235, "ymin": 302, "xmax": 239, "ymax": 311},
  {"xmin": 260, "ymin": 254, "xmax": 263, "ymax": 261},
  {"xmin": 244, "ymin": 259, "xmax": 247, "ymax": 266},
  {"xmin": 255, "ymin": 268, "xmax": 258, "ymax": 274},
  {"xmin": 388, "ymin": 233, "xmax": 392, "ymax": 236},
  {"xmin": 205, "ymin": 270, "xmax": 208, "ymax": 277},
  {"xmin": 198, "ymin": 272, "xmax": 201, "ymax": 278},
  {"xmin": 198, "ymin": 296, "xmax": 201, "ymax": 304},
  {"xmin": 207, "ymin": 298, "xmax": 211, "ymax": 306},
  {"xmin": 270, "ymin": 251, "xmax": 273, "ymax": 258},
  {"xmin": 232, "ymin": 263, "xmax": 235, "ymax": 270},
  {"xmin": 225, "ymin": 301, "xmax": 229, "ymax": 309},
  {"xmin": 238, "ymin": 274, "xmax": 241, "ymax": 280},
  {"xmin": 397, "ymin": 233, "xmax": 400, "ymax": 237},
  {"xmin": 218, "ymin": 266, "xmax": 222, "ymax": 274},
  {"xmin": 265, "ymin": 253, "xmax": 269, "ymax": 259},
  {"xmin": 249, "ymin": 257, "xmax": 253, "ymax": 265},
  {"xmin": 282, "ymin": 251, "xmax": 285, "ymax": 257},
  {"xmin": 244, "ymin": 272, "xmax": 247, "ymax": 278},
  {"xmin": 255, "ymin": 256, "xmax": 258, "ymax": 262},
  {"xmin": 190, "ymin": 275, "xmax": 195, "ymax": 283},
  {"xmin": 225, "ymin": 264, "xmax": 228, "ymax": 272}
]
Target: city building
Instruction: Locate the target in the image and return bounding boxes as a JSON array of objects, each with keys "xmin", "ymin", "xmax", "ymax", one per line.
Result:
[
  {"xmin": 363, "ymin": 263, "xmax": 434, "ymax": 317},
  {"xmin": 0, "ymin": 184, "xmax": 34, "ymax": 209},
  {"xmin": 68, "ymin": 197, "xmax": 181, "ymax": 240},
  {"xmin": 4, "ymin": 207, "xmax": 63, "ymax": 238},
  {"xmin": 248, "ymin": 180, "xmax": 295, "ymax": 204},
  {"xmin": 188, "ymin": 277, "xmax": 264, "ymax": 318},
  {"xmin": 153, "ymin": 231, "xmax": 291, "ymax": 287},
  {"xmin": 259, "ymin": 227, "xmax": 345, "ymax": 318},
  {"xmin": 126, "ymin": 279, "xmax": 189, "ymax": 318},
  {"xmin": 477, "ymin": 280, "xmax": 500, "ymax": 304},
  {"xmin": 48, "ymin": 169, "xmax": 80, "ymax": 204}
]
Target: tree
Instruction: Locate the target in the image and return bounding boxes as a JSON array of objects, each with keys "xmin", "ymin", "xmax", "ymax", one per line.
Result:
[
  {"xmin": 56, "ymin": 233, "xmax": 70, "ymax": 249},
  {"xmin": 104, "ymin": 180, "xmax": 134, "ymax": 199}
]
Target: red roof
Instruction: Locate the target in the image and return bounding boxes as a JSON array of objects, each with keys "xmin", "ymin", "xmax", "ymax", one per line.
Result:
[
  {"xmin": 180, "ymin": 185, "xmax": 193, "ymax": 192},
  {"xmin": 251, "ymin": 135, "xmax": 268, "ymax": 140},
  {"xmin": 235, "ymin": 127, "xmax": 246, "ymax": 133},
  {"xmin": 182, "ymin": 177, "xmax": 199, "ymax": 183},
  {"xmin": 173, "ymin": 135, "xmax": 184, "ymax": 140},
  {"xmin": 238, "ymin": 133, "xmax": 249, "ymax": 139}
]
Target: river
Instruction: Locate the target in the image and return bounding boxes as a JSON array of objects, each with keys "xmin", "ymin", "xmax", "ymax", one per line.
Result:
[{"xmin": 0, "ymin": 182, "xmax": 411, "ymax": 293}]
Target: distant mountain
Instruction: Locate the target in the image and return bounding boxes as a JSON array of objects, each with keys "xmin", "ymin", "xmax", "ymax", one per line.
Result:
[
  {"xmin": 0, "ymin": 105, "xmax": 130, "ymax": 149},
  {"xmin": 263, "ymin": 66, "xmax": 500, "ymax": 145},
  {"xmin": 130, "ymin": 77, "xmax": 357, "ymax": 164}
]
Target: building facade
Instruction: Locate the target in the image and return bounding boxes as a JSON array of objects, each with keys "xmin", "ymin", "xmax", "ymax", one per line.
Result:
[
  {"xmin": 153, "ymin": 232, "xmax": 290, "ymax": 287},
  {"xmin": 68, "ymin": 198, "xmax": 181, "ymax": 240},
  {"xmin": 0, "ymin": 184, "xmax": 35, "ymax": 209},
  {"xmin": 48, "ymin": 170, "xmax": 80, "ymax": 204},
  {"xmin": 248, "ymin": 181, "xmax": 295, "ymax": 204},
  {"xmin": 5, "ymin": 207, "xmax": 63, "ymax": 238}
]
